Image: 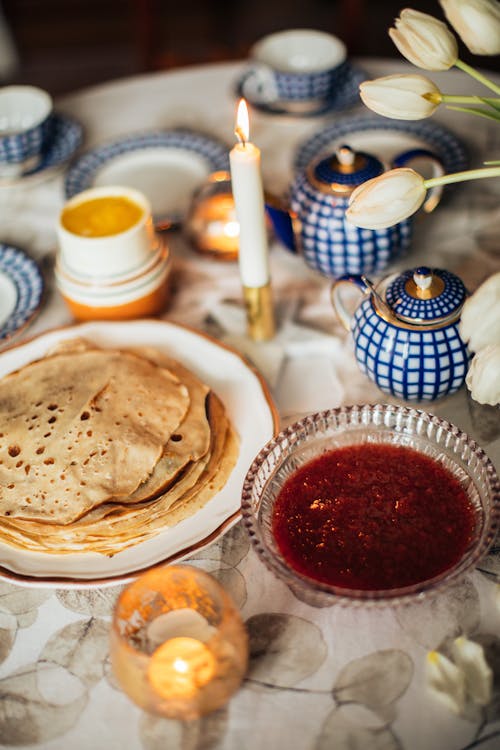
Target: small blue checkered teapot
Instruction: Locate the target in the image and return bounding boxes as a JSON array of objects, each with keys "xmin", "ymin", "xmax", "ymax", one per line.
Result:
[
  {"xmin": 266, "ymin": 144, "xmax": 443, "ymax": 278},
  {"xmin": 331, "ymin": 266, "xmax": 470, "ymax": 401}
]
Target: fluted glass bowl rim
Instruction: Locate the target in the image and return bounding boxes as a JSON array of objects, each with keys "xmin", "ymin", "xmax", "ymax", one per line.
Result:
[{"xmin": 241, "ymin": 403, "xmax": 500, "ymax": 608}]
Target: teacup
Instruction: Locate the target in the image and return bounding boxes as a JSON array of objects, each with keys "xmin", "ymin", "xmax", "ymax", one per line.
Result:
[
  {"xmin": 57, "ymin": 185, "xmax": 157, "ymax": 280},
  {"xmin": 248, "ymin": 28, "xmax": 347, "ymax": 107},
  {"xmin": 0, "ymin": 85, "xmax": 53, "ymax": 178}
]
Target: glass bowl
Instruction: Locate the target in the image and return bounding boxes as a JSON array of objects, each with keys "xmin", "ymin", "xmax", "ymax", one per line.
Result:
[{"xmin": 241, "ymin": 404, "xmax": 500, "ymax": 608}]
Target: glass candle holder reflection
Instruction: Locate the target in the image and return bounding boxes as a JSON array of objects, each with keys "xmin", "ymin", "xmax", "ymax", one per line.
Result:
[
  {"xmin": 185, "ymin": 171, "xmax": 239, "ymax": 261},
  {"xmin": 110, "ymin": 564, "xmax": 248, "ymax": 720}
]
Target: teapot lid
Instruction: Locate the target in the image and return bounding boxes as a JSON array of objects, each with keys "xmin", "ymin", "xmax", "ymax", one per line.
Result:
[
  {"xmin": 385, "ymin": 267, "xmax": 467, "ymax": 324},
  {"xmin": 308, "ymin": 145, "xmax": 384, "ymax": 195}
]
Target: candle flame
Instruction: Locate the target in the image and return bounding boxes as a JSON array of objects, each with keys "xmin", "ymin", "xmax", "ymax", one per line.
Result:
[
  {"xmin": 173, "ymin": 657, "xmax": 189, "ymax": 674},
  {"xmin": 235, "ymin": 98, "xmax": 249, "ymax": 145}
]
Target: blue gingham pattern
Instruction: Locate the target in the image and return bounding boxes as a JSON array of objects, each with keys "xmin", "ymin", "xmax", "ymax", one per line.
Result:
[
  {"xmin": 386, "ymin": 268, "xmax": 467, "ymax": 322},
  {"xmin": 236, "ymin": 62, "xmax": 366, "ymax": 117},
  {"xmin": 291, "ymin": 171, "xmax": 412, "ymax": 277},
  {"xmin": 4, "ymin": 113, "xmax": 83, "ymax": 180},
  {"xmin": 274, "ymin": 60, "xmax": 351, "ymax": 102},
  {"xmin": 352, "ymin": 297, "xmax": 469, "ymax": 401},
  {"xmin": 0, "ymin": 114, "xmax": 52, "ymax": 164},
  {"xmin": 313, "ymin": 150, "xmax": 382, "ymax": 187},
  {"xmin": 0, "ymin": 243, "xmax": 44, "ymax": 342},
  {"xmin": 294, "ymin": 115, "xmax": 469, "ymax": 175},
  {"xmin": 65, "ymin": 129, "xmax": 230, "ymax": 210}
]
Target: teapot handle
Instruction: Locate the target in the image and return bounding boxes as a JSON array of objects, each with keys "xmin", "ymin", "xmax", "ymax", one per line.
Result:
[
  {"xmin": 330, "ymin": 274, "xmax": 372, "ymax": 331},
  {"xmin": 392, "ymin": 148, "xmax": 445, "ymax": 214}
]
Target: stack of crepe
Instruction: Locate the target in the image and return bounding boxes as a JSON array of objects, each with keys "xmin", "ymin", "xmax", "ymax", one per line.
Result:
[{"xmin": 0, "ymin": 339, "xmax": 239, "ymax": 556}]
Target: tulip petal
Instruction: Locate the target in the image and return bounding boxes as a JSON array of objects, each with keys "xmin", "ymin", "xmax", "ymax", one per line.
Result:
[
  {"xmin": 390, "ymin": 8, "xmax": 458, "ymax": 70},
  {"xmin": 360, "ymin": 74, "xmax": 441, "ymax": 120},
  {"xmin": 425, "ymin": 650, "xmax": 466, "ymax": 715},
  {"xmin": 440, "ymin": 0, "xmax": 500, "ymax": 55},
  {"xmin": 450, "ymin": 637, "xmax": 493, "ymax": 706},
  {"xmin": 459, "ymin": 271, "xmax": 500, "ymax": 351},
  {"xmin": 346, "ymin": 168, "xmax": 426, "ymax": 229},
  {"xmin": 466, "ymin": 344, "xmax": 500, "ymax": 406}
]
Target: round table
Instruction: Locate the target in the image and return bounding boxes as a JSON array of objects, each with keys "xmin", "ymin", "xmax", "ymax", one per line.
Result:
[{"xmin": 0, "ymin": 59, "xmax": 499, "ymax": 750}]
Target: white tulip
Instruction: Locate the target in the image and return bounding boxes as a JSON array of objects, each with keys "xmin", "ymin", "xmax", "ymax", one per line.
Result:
[
  {"xmin": 425, "ymin": 650, "xmax": 466, "ymax": 714},
  {"xmin": 466, "ymin": 344, "xmax": 500, "ymax": 406},
  {"xmin": 451, "ymin": 637, "xmax": 493, "ymax": 706},
  {"xmin": 346, "ymin": 168, "xmax": 426, "ymax": 229},
  {"xmin": 440, "ymin": 0, "xmax": 500, "ymax": 55},
  {"xmin": 359, "ymin": 74, "xmax": 442, "ymax": 120},
  {"xmin": 459, "ymin": 271, "xmax": 500, "ymax": 352},
  {"xmin": 389, "ymin": 8, "xmax": 459, "ymax": 70}
]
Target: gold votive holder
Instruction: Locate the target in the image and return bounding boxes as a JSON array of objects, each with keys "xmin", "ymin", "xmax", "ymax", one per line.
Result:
[
  {"xmin": 185, "ymin": 171, "xmax": 239, "ymax": 261},
  {"xmin": 110, "ymin": 564, "xmax": 248, "ymax": 720}
]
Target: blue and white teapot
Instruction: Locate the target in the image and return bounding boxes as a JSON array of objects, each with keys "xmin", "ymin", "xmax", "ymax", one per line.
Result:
[
  {"xmin": 331, "ymin": 266, "xmax": 470, "ymax": 401},
  {"xmin": 266, "ymin": 143, "xmax": 443, "ymax": 278}
]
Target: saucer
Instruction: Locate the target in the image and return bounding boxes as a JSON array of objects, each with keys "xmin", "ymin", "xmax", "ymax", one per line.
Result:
[
  {"xmin": 64, "ymin": 129, "xmax": 230, "ymax": 225},
  {"xmin": 0, "ymin": 113, "xmax": 83, "ymax": 188},
  {"xmin": 234, "ymin": 61, "xmax": 366, "ymax": 117},
  {"xmin": 294, "ymin": 114, "xmax": 469, "ymax": 175},
  {"xmin": 0, "ymin": 243, "xmax": 44, "ymax": 344}
]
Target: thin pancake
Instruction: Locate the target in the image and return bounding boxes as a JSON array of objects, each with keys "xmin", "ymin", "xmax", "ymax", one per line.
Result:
[
  {"xmin": 0, "ymin": 393, "xmax": 239, "ymax": 556},
  {"xmin": 125, "ymin": 347, "xmax": 211, "ymax": 502},
  {"xmin": 0, "ymin": 348, "xmax": 189, "ymax": 523}
]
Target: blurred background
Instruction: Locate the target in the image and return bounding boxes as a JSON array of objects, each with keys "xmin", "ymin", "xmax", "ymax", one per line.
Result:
[{"xmin": 1, "ymin": 0, "xmax": 499, "ymax": 97}]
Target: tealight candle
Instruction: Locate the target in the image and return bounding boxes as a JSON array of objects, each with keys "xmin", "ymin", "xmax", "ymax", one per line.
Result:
[
  {"xmin": 110, "ymin": 565, "xmax": 248, "ymax": 720},
  {"xmin": 186, "ymin": 171, "xmax": 240, "ymax": 261},
  {"xmin": 229, "ymin": 99, "xmax": 275, "ymax": 341}
]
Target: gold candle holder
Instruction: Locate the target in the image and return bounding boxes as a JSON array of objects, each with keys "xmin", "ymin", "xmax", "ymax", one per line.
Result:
[
  {"xmin": 110, "ymin": 564, "xmax": 248, "ymax": 720},
  {"xmin": 243, "ymin": 282, "xmax": 276, "ymax": 341}
]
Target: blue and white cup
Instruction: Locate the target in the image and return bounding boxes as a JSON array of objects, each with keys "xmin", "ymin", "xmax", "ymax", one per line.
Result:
[
  {"xmin": 248, "ymin": 29, "xmax": 347, "ymax": 108},
  {"xmin": 0, "ymin": 85, "xmax": 53, "ymax": 178}
]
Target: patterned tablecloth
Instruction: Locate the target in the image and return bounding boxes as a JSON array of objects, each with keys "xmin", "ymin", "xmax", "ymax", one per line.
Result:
[{"xmin": 0, "ymin": 59, "xmax": 499, "ymax": 750}]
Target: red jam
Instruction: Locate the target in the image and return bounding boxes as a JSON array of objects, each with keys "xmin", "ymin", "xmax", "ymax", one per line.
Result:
[{"xmin": 272, "ymin": 444, "xmax": 476, "ymax": 591}]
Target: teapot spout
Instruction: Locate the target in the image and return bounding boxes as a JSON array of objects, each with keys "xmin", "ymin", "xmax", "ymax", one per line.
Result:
[{"xmin": 265, "ymin": 193, "xmax": 299, "ymax": 253}]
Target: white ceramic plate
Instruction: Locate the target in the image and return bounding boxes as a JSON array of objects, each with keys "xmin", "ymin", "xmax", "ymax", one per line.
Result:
[
  {"xmin": 64, "ymin": 130, "xmax": 230, "ymax": 224},
  {"xmin": 0, "ymin": 243, "xmax": 44, "ymax": 345},
  {"xmin": 0, "ymin": 320, "xmax": 279, "ymax": 587},
  {"xmin": 294, "ymin": 114, "xmax": 468, "ymax": 175}
]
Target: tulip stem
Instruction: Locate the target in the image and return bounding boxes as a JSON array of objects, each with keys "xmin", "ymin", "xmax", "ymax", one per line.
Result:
[
  {"xmin": 445, "ymin": 105, "xmax": 500, "ymax": 122},
  {"xmin": 424, "ymin": 166, "xmax": 500, "ymax": 189},
  {"xmin": 455, "ymin": 59, "xmax": 500, "ymax": 95},
  {"xmin": 441, "ymin": 94, "xmax": 500, "ymax": 104}
]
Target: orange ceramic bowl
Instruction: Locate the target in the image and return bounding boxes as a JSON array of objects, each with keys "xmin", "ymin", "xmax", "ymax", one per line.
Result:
[{"xmin": 55, "ymin": 238, "xmax": 172, "ymax": 321}]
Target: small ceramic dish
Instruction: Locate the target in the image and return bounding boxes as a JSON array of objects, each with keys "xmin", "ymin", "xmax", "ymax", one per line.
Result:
[
  {"xmin": 241, "ymin": 404, "xmax": 500, "ymax": 609},
  {"xmin": 0, "ymin": 243, "xmax": 44, "ymax": 344},
  {"xmin": 57, "ymin": 185, "xmax": 157, "ymax": 279},
  {"xmin": 55, "ymin": 237, "xmax": 171, "ymax": 321}
]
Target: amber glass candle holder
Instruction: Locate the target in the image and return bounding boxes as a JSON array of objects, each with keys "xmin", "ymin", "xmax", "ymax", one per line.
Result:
[
  {"xmin": 110, "ymin": 564, "xmax": 248, "ymax": 720},
  {"xmin": 185, "ymin": 171, "xmax": 239, "ymax": 261}
]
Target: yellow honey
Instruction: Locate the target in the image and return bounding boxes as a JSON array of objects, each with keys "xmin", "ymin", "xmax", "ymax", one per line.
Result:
[{"xmin": 61, "ymin": 196, "xmax": 144, "ymax": 237}]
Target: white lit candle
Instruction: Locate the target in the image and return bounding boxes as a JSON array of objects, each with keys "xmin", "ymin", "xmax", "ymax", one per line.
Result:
[
  {"xmin": 148, "ymin": 636, "xmax": 216, "ymax": 700},
  {"xmin": 146, "ymin": 607, "xmax": 216, "ymax": 651},
  {"xmin": 229, "ymin": 99, "xmax": 270, "ymax": 287},
  {"xmin": 229, "ymin": 99, "xmax": 275, "ymax": 341}
]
